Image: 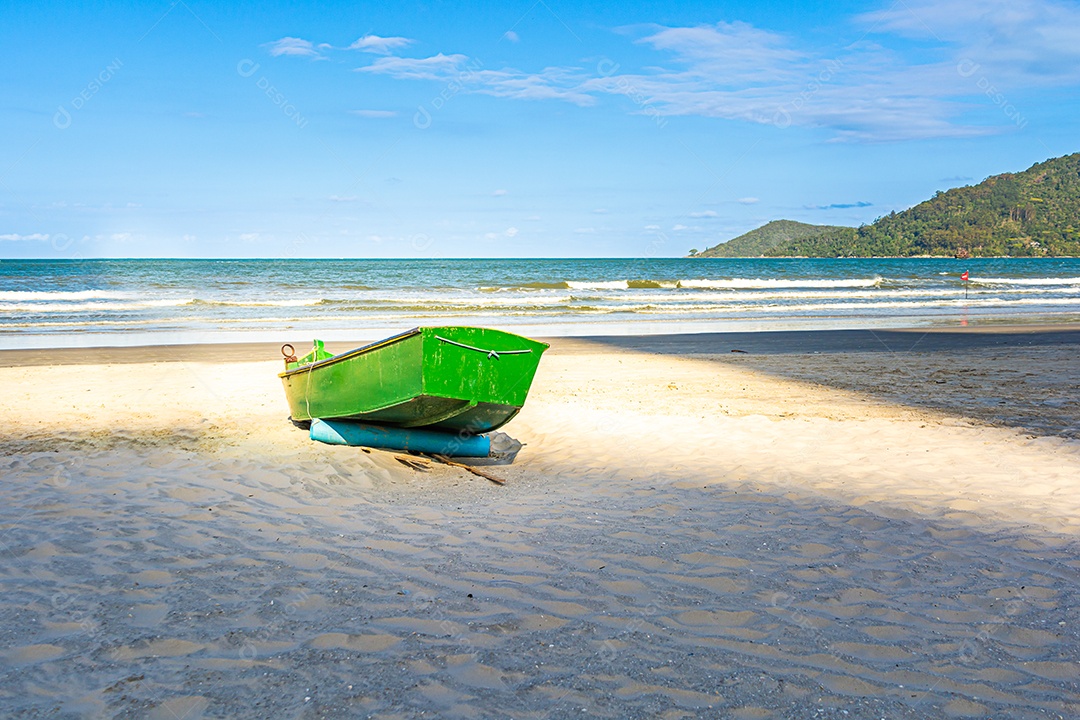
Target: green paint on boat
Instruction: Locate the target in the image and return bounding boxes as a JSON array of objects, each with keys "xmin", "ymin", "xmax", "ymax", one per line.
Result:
[{"xmin": 279, "ymin": 326, "xmax": 549, "ymax": 433}]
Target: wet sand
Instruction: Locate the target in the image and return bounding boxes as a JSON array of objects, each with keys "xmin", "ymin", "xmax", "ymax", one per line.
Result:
[
  {"xmin": 3, "ymin": 323, "xmax": 1079, "ymax": 367},
  {"xmin": 1, "ymin": 327, "xmax": 1078, "ymax": 718}
]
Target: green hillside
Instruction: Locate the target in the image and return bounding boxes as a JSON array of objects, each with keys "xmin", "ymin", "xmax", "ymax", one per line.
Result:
[
  {"xmin": 692, "ymin": 153, "xmax": 1080, "ymax": 258},
  {"xmin": 692, "ymin": 220, "xmax": 852, "ymax": 257}
]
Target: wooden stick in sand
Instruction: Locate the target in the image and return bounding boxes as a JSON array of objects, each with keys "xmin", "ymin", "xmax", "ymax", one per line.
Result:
[
  {"xmin": 393, "ymin": 455, "xmax": 430, "ymax": 471},
  {"xmin": 427, "ymin": 454, "xmax": 506, "ymax": 485},
  {"xmin": 391, "ymin": 451, "xmax": 504, "ymax": 485}
]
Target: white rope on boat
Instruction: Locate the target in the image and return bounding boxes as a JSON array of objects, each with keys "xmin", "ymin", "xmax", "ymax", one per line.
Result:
[
  {"xmin": 304, "ymin": 369, "xmax": 312, "ymax": 421},
  {"xmin": 436, "ymin": 335, "xmax": 532, "ymax": 359}
]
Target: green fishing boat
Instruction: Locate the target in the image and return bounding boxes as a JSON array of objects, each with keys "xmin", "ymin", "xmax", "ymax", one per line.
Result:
[{"xmin": 279, "ymin": 326, "xmax": 548, "ymax": 433}]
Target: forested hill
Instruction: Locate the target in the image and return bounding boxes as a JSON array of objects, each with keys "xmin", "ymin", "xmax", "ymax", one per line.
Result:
[
  {"xmin": 692, "ymin": 153, "xmax": 1080, "ymax": 257},
  {"xmin": 691, "ymin": 220, "xmax": 851, "ymax": 257}
]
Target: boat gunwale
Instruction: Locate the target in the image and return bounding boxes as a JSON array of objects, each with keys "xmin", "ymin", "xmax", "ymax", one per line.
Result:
[
  {"xmin": 278, "ymin": 326, "xmax": 549, "ymax": 379},
  {"xmin": 278, "ymin": 327, "xmax": 422, "ymax": 378}
]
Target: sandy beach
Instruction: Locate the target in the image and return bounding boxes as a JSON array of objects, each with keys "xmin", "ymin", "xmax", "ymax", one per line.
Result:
[{"xmin": 2, "ymin": 325, "xmax": 1079, "ymax": 719}]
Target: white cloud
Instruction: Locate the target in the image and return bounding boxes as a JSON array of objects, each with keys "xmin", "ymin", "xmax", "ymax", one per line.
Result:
[
  {"xmin": 738, "ymin": 197, "xmax": 760, "ymax": 204},
  {"xmin": 689, "ymin": 210, "xmax": 718, "ymax": 218},
  {"xmin": 644, "ymin": 224, "xmax": 661, "ymax": 231},
  {"xmin": 265, "ymin": 37, "xmax": 323, "ymax": 58},
  {"xmin": 672, "ymin": 224, "xmax": 689, "ymax": 231},
  {"xmin": 807, "ymin": 200, "xmax": 872, "ymax": 210},
  {"xmin": 505, "ymin": 227, "xmax": 519, "ymax": 237},
  {"xmin": 0, "ymin": 233, "xmax": 49, "ymax": 241},
  {"xmin": 634, "ymin": 21, "xmax": 803, "ymax": 84},
  {"xmin": 328, "ymin": 195, "xmax": 358, "ymax": 202},
  {"xmin": 864, "ymin": 0, "xmax": 1080, "ymax": 45},
  {"xmin": 238, "ymin": 233, "xmax": 260, "ymax": 242},
  {"xmin": 492, "ymin": 189, "xmax": 508, "ymax": 196},
  {"xmin": 357, "ymin": 53, "xmax": 469, "ymax": 81},
  {"xmin": 359, "ymin": 54, "xmax": 595, "ymax": 104},
  {"xmin": 349, "ymin": 109, "xmax": 397, "ymax": 118},
  {"xmin": 359, "ymin": 28, "xmax": 917, "ymax": 136},
  {"xmin": 858, "ymin": 0, "xmax": 1080, "ymax": 86},
  {"xmin": 574, "ymin": 227, "xmax": 596, "ymax": 234},
  {"xmin": 265, "ymin": 34, "xmax": 415, "ymax": 60},
  {"xmin": 503, "ymin": 30, "xmax": 520, "ymax": 43},
  {"xmin": 349, "ymin": 34, "xmax": 413, "ymax": 54},
  {"xmin": 579, "ymin": 24, "xmax": 983, "ymax": 141},
  {"xmin": 471, "ymin": 66, "xmax": 594, "ymax": 104},
  {"xmin": 592, "ymin": 208, "xmax": 608, "ymax": 214},
  {"xmin": 322, "ymin": 4, "xmax": 1080, "ymax": 141}
]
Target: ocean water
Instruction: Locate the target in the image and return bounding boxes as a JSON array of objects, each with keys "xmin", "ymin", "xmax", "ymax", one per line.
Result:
[{"xmin": 2, "ymin": 258, "xmax": 1080, "ymax": 348}]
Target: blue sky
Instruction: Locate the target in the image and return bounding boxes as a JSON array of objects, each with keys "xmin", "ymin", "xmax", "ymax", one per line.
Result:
[{"xmin": 2, "ymin": 0, "xmax": 1078, "ymax": 258}]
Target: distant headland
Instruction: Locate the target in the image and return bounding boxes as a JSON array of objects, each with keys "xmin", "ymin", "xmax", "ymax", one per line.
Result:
[{"xmin": 690, "ymin": 153, "xmax": 1080, "ymax": 258}]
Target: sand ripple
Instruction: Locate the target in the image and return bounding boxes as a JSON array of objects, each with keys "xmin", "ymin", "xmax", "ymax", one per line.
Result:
[
  {"xmin": 1, "ymin": 446, "xmax": 1078, "ymax": 718},
  {"xmin": 2, "ymin": 344, "xmax": 1079, "ymax": 717}
]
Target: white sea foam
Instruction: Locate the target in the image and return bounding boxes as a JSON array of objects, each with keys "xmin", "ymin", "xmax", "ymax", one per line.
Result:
[
  {"xmin": 191, "ymin": 299, "xmax": 324, "ymax": 307},
  {"xmin": 0, "ymin": 289, "xmax": 135, "ymax": 301},
  {"xmin": 678, "ymin": 277, "xmax": 883, "ymax": 289},
  {"xmin": 0, "ymin": 299, "xmax": 192, "ymax": 313},
  {"xmin": 570, "ymin": 289, "xmax": 946, "ymax": 304},
  {"xmin": 565, "ymin": 280, "xmax": 631, "ymax": 290},
  {"xmin": 758, "ymin": 297, "xmax": 1080, "ymax": 313},
  {"xmin": 491, "ymin": 277, "xmax": 886, "ymax": 292},
  {"xmin": 973, "ymin": 276, "xmax": 1080, "ymax": 286},
  {"xmin": 5, "ymin": 260, "xmax": 1080, "ymax": 340},
  {"xmin": 601, "ymin": 286, "xmax": 1080, "ymax": 305}
]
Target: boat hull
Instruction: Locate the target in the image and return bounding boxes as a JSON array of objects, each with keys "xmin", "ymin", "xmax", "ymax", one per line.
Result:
[{"xmin": 279, "ymin": 327, "xmax": 548, "ymax": 433}]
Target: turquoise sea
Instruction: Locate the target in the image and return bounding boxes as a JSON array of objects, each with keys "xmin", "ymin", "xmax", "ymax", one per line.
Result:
[{"xmin": 3, "ymin": 258, "xmax": 1080, "ymax": 348}]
